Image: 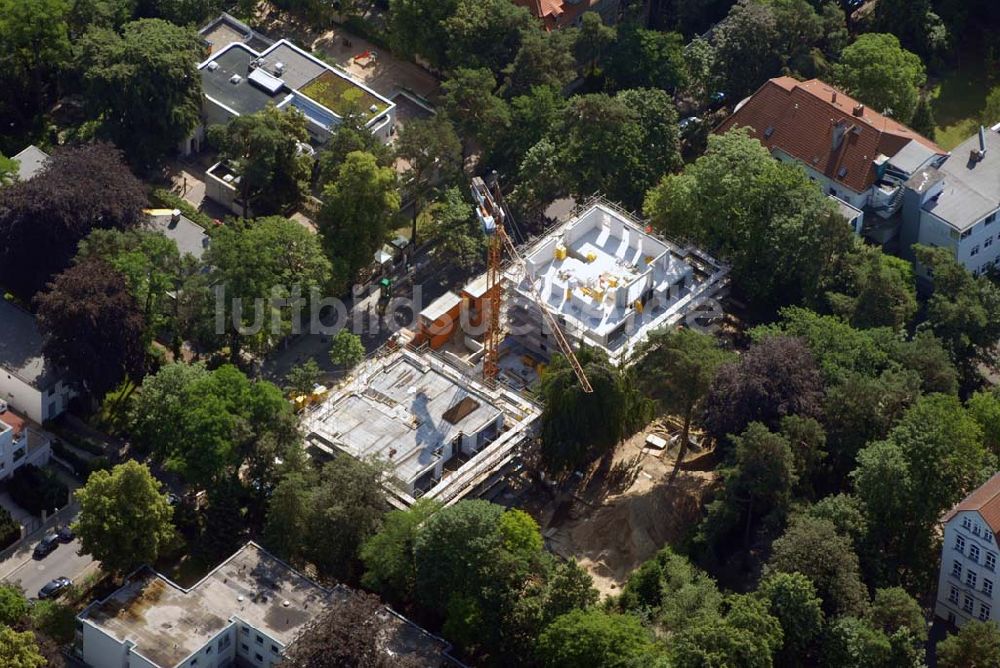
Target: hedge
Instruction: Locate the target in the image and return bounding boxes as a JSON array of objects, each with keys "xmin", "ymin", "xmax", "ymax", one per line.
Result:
[
  {"xmin": 7, "ymin": 465, "xmax": 69, "ymax": 516},
  {"xmin": 0, "ymin": 507, "xmax": 19, "ymax": 550},
  {"xmin": 150, "ymin": 188, "xmax": 217, "ymax": 232},
  {"xmin": 52, "ymin": 440, "xmax": 110, "ymax": 478}
]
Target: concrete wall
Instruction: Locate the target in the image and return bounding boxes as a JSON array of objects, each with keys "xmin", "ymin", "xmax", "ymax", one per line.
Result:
[{"xmin": 81, "ymin": 622, "xmax": 129, "ymax": 668}]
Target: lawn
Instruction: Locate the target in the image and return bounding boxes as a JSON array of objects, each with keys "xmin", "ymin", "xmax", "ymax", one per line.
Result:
[
  {"xmin": 928, "ymin": 56, "xmax": 997, "ymax": 149},
  {"xmin": 300, "ymin": 71, "xmax": 386, "ymax": 120}
]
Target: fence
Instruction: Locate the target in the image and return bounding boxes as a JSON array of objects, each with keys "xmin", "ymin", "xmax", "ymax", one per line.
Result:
[{"xmin": 0, "ymin": 499, "xmax": 77, "ymax": 564}]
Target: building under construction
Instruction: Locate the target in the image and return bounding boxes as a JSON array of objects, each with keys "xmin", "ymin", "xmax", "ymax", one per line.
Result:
[
  {"xmin": 303, "ymin": 347, "xmax": 541, "ymax": 508},
  {"xmin": 506, "ymin": 199, "xmax": 729, "ymax": 366}
]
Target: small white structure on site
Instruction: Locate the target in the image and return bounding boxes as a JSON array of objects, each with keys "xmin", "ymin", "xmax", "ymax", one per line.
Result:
[
  {"xmin": 506, "ymin": 199, "xmax": 728, "ymax": 366},
  {"xmin": 303, "ymin": 347, "xmax": 540, "ymax": 507}
]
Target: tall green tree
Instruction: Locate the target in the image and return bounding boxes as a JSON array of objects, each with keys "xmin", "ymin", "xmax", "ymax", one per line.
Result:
[
  {"xmin": 0, "ymin": 142, "xmax": 146, "ymax": 301},
  {"xmin": 825, "ymin": 245, "xmax": 917, "ymax": 331},
  {"xmin": 329, "ymin": 330, "xmax": 365, "ymax": 370},
  {"xmin": 360, "ymin": 499, "xmax": 442, "ymax": 602},
  {"xmin": 504, "ymin": 29, "xmax": 577, "ymax": 97},
  {"xmin": 208, "ymin": 106, "xmax": 312, "ymax": 218},
  {"xmin": 79, "ymin": 19, "xmax": 203, "ymax": 169},
  {"xmin": 555, "ymin": 90, "xmax": 681, "ymax": 210},
  {"xmin": 712, "ymin": 0, "xmax": 780, "ymax": 101},
  {"xmin": 640, "ymin": 327, "xmax": 733, "ymax": 482},
  {"xmin": 36, "ymin": 258, "xmax": 147, "ymax": 400},
  {"xmin": 645, "ymin": 129, "xmax": 854, "ymax": 310},
  {"xmin": 387, "ymin": 0, "xmax": 457, "ymax": 69},
  {"xmin": 766, "ymin": 515, "xmax": 868, "ymax": 617},
  {"xmin": 74, "ymin": 460, "xmax": 175, "ymax": 576},
  {"xmin": 606, "ymin": 24, "xmax": 687, "ymax": 92},
  {"xmin": 394, "ymin": 115, "xmax": 462, "ymax": 244},
  {"xmin": 853, "ymin": 393, "xmax": 994, "ymax": 588},
  {"xmin": 207, "ymin": 215, "xmax": 331, "ymax": 360},
  {"xmin": 937, "ymin": 620, "xmax": 1000, "ymax": 668},
  {"xmin": 914, "ymin": 244, "xmax": 1000, "ymax": 383},
  {"xmin": 443, "ymin": 0, "xmax": 534, "ymax": 74},
  {"xmin": 263, "ymin": 469, "xmax": 312, "ymax": 562},
  {"xmin": 0, "ymin": 625, "xmax": 46, "ymax": 668},
  {"xmin": 539, "ymin": 348, "xmax": 651, "ymax": 475},
  {"xmin": 910, "ymin": 95, "xmax": 936, "ymax": 139},
  {"xmin": 536, "ymin": 610, "xmax": 658, "ymax": 668},
  {"xmin": 441, "ymin": 68, "xmax": 511, "ymax": 155},
  {"xmin": 574, "ymin": 12, "xmax": 616, "ymax": 77},
  {"xmin": 318, "ymin": 151, "xmax": 400, "ymax": 290},
  {"xmin": 832, "ymin": 33, "xmax": 926, "ymax": 123},
  {"xmin": 424, "ymin": 187, "xmax": 485, "ymax": 274},
  {"xmin": 759, "ymin": 572, "xmax": 825, "ymax": 666},
  {"xmin": 77, "ymin": 228, "xmax": 182, "ymax": 345}
]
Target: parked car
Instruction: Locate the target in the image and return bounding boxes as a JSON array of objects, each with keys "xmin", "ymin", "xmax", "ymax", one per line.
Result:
[
  {"xmin": 56, "ymin": 525, "xmax": 74, "ymax": 542},
  {"xmin": 32, "ymin": 534, "xmax": 59, "ymax": 559},
  {"xmin": 38, "ymin": 577, "xmax": 72, "ymax": 600}
]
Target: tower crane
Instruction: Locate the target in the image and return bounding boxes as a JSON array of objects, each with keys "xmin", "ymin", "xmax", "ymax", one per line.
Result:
[{"xmin": 470, "ymin": 174, "xmax": 593, "ymax": 394}]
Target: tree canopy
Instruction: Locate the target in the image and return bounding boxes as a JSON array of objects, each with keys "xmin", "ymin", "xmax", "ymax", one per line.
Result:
[
  {"xmin": 832, "ymin": 33, "xmax": 926, "ymax": 124},
  {"xmin": 79, "ymin": 18, "xmax": 203, "ymax": 169},
  {"xmin": 74, "ymin": 460, "xmax": 175, "ymax": 576},
  {"xmin": 0, "ymin": 142, "xmax": 145, "ymax": 301}
]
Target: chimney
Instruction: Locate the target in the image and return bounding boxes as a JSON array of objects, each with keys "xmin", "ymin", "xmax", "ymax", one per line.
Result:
[
  {"xmin": 832, "ymin": 91, "xmax": 837, "ymax": 104},
  {"xmin": 971, "ymin": 125, "xmax": 988, "ymax": 163},
  {"xmin": 832, "ymin": 121, "xmax": 848, "ymax": 151},
  {"xmin": 853, "ymin": 103, "xmax": 865, "ymax": 117}
]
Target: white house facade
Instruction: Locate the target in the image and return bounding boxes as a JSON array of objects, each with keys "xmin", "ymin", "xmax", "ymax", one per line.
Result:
[{"xmin": 935, "ymin": 473, "xmax": 1000, "ymax": 628}]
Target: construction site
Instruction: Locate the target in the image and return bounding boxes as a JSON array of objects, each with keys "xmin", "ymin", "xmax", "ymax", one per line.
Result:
[
  {"xmin": 302, "ymin": 347, "xmax": 541, "ymax": 508},
  {"xmin": 302, "ymin": 178, "xmax": 729, "ymax": 515}
]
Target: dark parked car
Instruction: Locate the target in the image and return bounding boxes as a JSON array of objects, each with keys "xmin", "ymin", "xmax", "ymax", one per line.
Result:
[
  {"xmin": 56, "ymin": 525, "xmax": 74, "ymax": 542},
  {"xmin": 32, "ymin": 534, "xmax": 59, "ymax": 559},
  {"xmin": 38, "ymin": 577, "xmax": 72, "ymax": 600}
]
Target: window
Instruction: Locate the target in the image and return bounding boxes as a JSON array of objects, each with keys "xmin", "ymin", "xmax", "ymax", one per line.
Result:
[
  {"xmin": 988, "ymin": 553, "xmax": 997, "ymax": 572},
  {"xmin": 962, "ymin": 229, "xmax": 974, "ymax": 240},
  {"xmin": 986, "ymin": 213, "xmax": 997, "ymax": 226},
  {"xmin": 255, "ymin": 654, "xmax": 264, "ymax": 664},
  {"xmin": 950, "ymin": 586, "xmax": 960, "ymax": 603},
  {"xmin": 968, "ymin": 571, "xmax": 978, "ymax": 589},
  {"xmin": 972, "ymin": 244, "xmax": 981, "ymax": 256},
  {"xmin": 965, "ymin": 595, "xmax": 975, "ymax": 613},
  {"xmin": 271, "ymin": 645, "xmax": 279, "ymax": 654},
  {"xmin": 987, "ymin": 236, "xmax": 995, "ymax": 248},
  {"xmin": 957, "ymin": 535, "xmax": 967, "ymax": 553},
  {"xmin": 985, "ymin": 579, "xmax": 994, "ymax": 597},
  {"xmin": 975, "ymin": 523, "xmax": 983, "ymax": 537},
  {"xmin": 190, "ymin": 660, "xmax": 198, "ymax": 667},
  {"xmin": 982, "ymin": 604, "xmax": 992, "ymax": 621},
  {"xmin": 241, "ymin": 627, "xmax": 249, "ymax": 636},
  {"xmin": 988, "ymin": 530, "xmax": 995, "ymax": 543},
  {"xmin": 972, "ymin": 545, "xmax": 982, "ymax": 562},
  {"xmin": 206, "ymin": 645, "xmax": 213, "ymax": 654},
  {"xmin": 241, "ymin": 644, "xmax": 249, "ymax": 652},
  {"xmin": 954, "ymin": 560, "xmax": 964, "ymax": 578},
  {"xmin": 255, "ymin": 635, "xmax": 263, "ymax": 645},
  {"xmin": 964, "ymin": 517, "xmax": 973, "ymax": 530}
]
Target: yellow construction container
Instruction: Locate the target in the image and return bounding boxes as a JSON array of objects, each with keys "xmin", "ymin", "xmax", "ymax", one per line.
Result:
[
  {"xmin": 645, "ymin": 255, "xmax": 654, "ymax": 264},
  {"xmin": 634, "ymin": 299, "xmax": 644, "ymax": 313},
  {"xmin": 555, "ymin": 245, "xmax": 568, "ymax": 260},
  {"xmin": 585, "ymin": 251, "xmax": 598, "ymax": 263}
]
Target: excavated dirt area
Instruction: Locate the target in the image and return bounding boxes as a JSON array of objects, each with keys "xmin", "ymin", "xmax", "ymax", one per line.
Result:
[{"xmin": 530, "ymin": 420, "xmax": 718, "ymax": 598}]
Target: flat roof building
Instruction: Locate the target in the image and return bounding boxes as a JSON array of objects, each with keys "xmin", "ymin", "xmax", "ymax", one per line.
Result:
[
  {"xmin": 195, "ymin": 37, "xmax": 395, "ymax": 149},
  {"xmin": 506, "ymin": 200, "xmax": 728, "ymax": 366},
  {"xmin": 303, "ymin": 348, "xmax": 540, "ymax": 507},
  {"xmin": 901, "ymin": 123, "xmax": 1000, "ymax": 277},
  {"xmin": 76, "ymin": 542, "xmax": 458, "ymax": 668},
  {"xmin": 145, "ymin": 209, "xmax": 211, "ymax": 260}
]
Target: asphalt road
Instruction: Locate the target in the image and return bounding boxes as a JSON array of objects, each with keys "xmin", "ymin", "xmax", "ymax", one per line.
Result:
[{"xmin": 4, "ymin": 535, "xmax": 96, "ymax": 600}]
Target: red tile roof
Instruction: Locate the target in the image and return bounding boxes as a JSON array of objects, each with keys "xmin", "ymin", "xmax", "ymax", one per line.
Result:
[
  {"xmin": 715, "ymin": 77, "xmax": 945, "ymax": 194},
  {"xmin": 942, "ymin": 472, "xmax": 1000, "ymax": 534},
  {"xmin": 513, "ymin": 0, "xmax": 598, "ymax": 30},
  {"xmin": 0, "ymin": 411, "xmax": 25, "ymax": 438}
]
